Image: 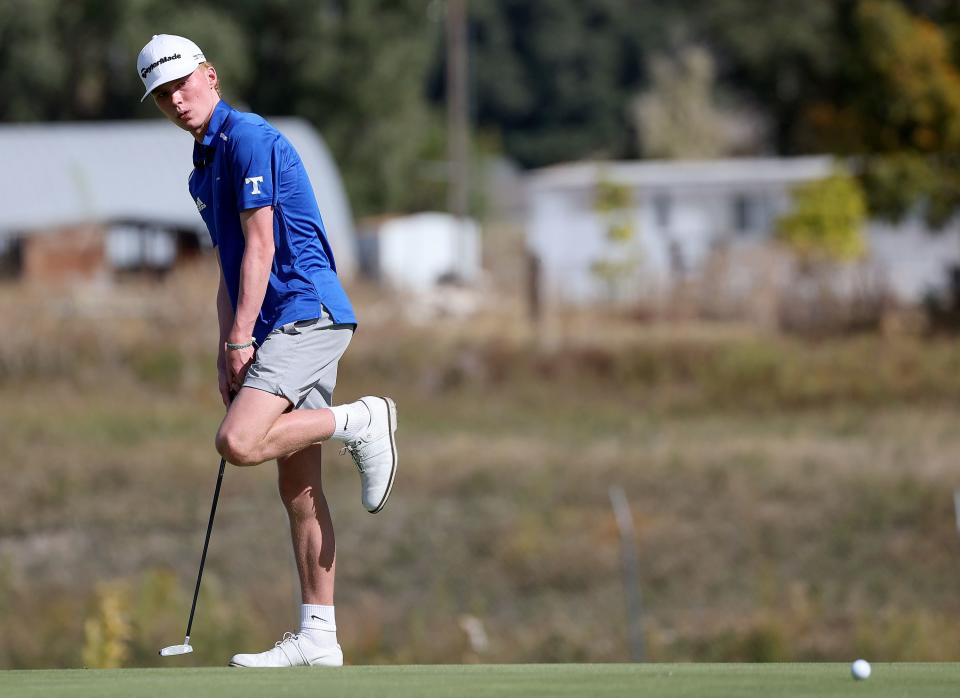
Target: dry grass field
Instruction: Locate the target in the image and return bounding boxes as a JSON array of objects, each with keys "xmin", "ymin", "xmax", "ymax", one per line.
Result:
[{"xmin": 2, "ymin": 258, "xmax": 960, "ymax": 668}]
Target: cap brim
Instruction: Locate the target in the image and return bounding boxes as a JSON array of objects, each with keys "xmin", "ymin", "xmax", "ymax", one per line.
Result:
[{"xmin": 140, "ymin": 65, "xmax": 200, "ymax": 102}]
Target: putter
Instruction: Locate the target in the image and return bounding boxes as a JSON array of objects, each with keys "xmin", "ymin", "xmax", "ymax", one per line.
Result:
[{"xmin": 159, "ymin": 456, "xmax": 227, "ymax": 657}]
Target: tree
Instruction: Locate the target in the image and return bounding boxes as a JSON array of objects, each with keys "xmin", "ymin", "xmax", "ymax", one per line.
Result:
[
  {"xmin": 590, "ymin": 176, "xmax": 640, "ymax": 302},
  {"xmin": 240, "ymin": 0, "xmax": 446, "ymax": 215},
  {"xmin": 0, "ymin": 0, "xmax": 443, "ymax": 216},
  {"xmin": 775, "ymin": 170, "xmax": 867, "ymax": 263},
  {"xmin": 463, "ymin": 1, "xmax": 689, "ymax": 167},
  {"xmin": 8, "ymin": 0, "xmax": 960, "ymax": 222},
  {"xmin": 802, "ymin": 0, "xmax": 960, "ymax": 226},
  {"xmin": 0, "ymin": 0, "xmax": 249, "ymax": 121},
  {"xmin": 632, "ymin": 45, "xmax": 767, "ymax": 159},
  {"xmin": 692, "ymin": 0, "xmax": 840, "ymax": 155}
]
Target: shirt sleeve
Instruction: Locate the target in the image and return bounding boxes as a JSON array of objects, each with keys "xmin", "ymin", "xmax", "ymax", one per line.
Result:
[{"xmin": 226, "ymin": 122, "xmax": 277, "ymax": 211}]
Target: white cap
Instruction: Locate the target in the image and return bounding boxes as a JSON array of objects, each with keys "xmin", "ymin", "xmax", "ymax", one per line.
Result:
[{"xmin": 137, "ymin": 34, "xmax": 206, "ymax": 102}]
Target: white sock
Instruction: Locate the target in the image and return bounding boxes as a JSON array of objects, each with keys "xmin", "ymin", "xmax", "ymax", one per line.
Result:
[
  {"xmin": 300, "ymin": 604, "xmax": 338, "ymax": 648},
  {"xmin": 329, "ymin": 401, "xmax": 371, "ymax": 441}
]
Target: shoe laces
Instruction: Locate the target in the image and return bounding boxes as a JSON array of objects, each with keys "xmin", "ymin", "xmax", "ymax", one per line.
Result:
[
  {"xmin": 341, "ymin": 443, "xmax": 364, "ymax": 473},
  {"xmin": 273, "ymin": 631, "xmax": 309, "ymax": 666},
  {"xmin": 275, "ymin": 631, "xmax": 298, "ymax": 648}
]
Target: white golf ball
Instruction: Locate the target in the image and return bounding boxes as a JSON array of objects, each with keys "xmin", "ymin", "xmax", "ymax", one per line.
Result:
[{"xmin": 851, "ymin": 659, "xmax": 871, "ymax": 680}]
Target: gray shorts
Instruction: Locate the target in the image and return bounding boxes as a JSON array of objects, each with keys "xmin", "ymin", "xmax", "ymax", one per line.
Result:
[{"xmin": 243, "ymin": 311, "xmax": 354, "ymax": 409}]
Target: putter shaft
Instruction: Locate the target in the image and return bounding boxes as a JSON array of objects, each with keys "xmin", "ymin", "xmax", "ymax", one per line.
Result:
[{"xmin": 185, "ymin": 457, "xmax": 226, "ymax": 640}]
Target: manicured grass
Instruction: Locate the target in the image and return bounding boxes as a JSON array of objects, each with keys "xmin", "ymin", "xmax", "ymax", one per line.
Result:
[{"xmin": 1, "ymin": 663, "xmax": 958, "ymax": 698}]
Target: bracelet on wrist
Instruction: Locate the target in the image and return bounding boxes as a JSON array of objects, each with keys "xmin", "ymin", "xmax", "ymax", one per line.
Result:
[{"xmin": 226, "ymin": 339, "xmax": 255, "ymax": 351}]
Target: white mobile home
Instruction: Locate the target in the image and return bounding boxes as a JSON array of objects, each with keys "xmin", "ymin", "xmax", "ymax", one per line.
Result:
[{"xmin": 526, "ymin": 157, "xmax": 960, "ymax": 305}]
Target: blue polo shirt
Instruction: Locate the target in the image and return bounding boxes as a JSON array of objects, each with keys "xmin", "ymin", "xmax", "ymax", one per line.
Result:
[{"xmin": 188, "ymin": 100, "xmax": 356, "ymax": 345}]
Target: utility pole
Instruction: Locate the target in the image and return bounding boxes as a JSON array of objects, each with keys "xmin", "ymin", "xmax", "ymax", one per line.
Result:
[{"xmin": 446, "ymin": 0, "xmax": 469, "ymax": 219}]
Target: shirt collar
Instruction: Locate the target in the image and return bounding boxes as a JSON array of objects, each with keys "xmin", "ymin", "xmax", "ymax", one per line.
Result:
[{"xmin": 199, "ymin": 100, "xmax": 232, "ymax": 147}]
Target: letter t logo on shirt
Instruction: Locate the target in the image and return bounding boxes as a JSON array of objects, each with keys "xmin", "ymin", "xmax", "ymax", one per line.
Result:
[{"xmin": 245, "ymin": 176, "xmax": 264, "ymax": 195}]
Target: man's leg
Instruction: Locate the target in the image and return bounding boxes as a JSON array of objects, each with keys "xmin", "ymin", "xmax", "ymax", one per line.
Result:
[
  {"xmin": 229, "ymin": 443, "xmax": 342, "ymax": 667},
  {"xmin": 216, "ymin": 387, "xmax": 398, "ymax": 514},
  {"xmin": 278, "ymin": 444, "xmax": 335, "ymax": 605},
  {"xmin": 216, "ymin": 387, "xmax": 336, "ymax": 467},
  {"xmin": 278, "ymin": 445, "xmax": 341, "ymax": 650}
]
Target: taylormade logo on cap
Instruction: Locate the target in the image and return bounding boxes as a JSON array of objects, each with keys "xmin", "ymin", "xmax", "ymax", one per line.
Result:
[
  {"xmin": 140, "ymin": 53, "xmax": 182, "ymax": 79},
  {"xmin": 137, "ymin": 34, "xmax": 206, "ymax": 102}
]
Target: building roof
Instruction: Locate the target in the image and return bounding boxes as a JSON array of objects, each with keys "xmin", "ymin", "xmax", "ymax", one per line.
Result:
[
  {"xmin": 0, "ymin": 116, "xmax": 356, "ymax": 275},
  {"xmin": 527, "ymin": 156, "xmax": 835, "ymax": 192}
]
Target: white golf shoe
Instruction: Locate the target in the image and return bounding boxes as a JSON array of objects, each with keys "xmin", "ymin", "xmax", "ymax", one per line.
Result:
[
  {"xmin": 342, "ymin": 396, "xmax": 398, "ymax": 513},
  {"xmin": 229, "ymin": 632, "xmax": 343, "ymax": 668}
]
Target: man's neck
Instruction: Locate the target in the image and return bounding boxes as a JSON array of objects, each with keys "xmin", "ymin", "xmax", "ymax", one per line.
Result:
[{"xmin": 192, "ymin": 98, "xmax": 222, "ymax": 143}]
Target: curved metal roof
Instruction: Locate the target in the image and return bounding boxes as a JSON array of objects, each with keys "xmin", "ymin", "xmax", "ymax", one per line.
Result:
[{"xmin": 0, "ymin": 116, "xmax": 356, "ymax": 276}]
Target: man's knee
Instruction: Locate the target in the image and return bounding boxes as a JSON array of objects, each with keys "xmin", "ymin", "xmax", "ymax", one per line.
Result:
[{"xmin": 215, "ymin": 425, "xmax": 261, "ymax": 467}]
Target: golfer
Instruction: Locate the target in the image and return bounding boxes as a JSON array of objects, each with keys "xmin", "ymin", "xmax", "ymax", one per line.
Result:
[{"xmin": 137, "ymin": 34, "xmax": 398, "ymax": 668}]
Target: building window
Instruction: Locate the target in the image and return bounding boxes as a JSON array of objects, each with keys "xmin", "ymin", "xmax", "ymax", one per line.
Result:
[
  {"xmin": 107, "ymin": 225, "xmax": 177, "ymax": 272},
  {"xmin": 732, "ymin": 194, "xmax": 764, "ymax": 234},
  {"xmin": 0, "ymin": 236, "xmax": 22, "ymax": 279},
  {"xmin": 653, "ymin": 194, "xmax": 671, "ymax": 229}
]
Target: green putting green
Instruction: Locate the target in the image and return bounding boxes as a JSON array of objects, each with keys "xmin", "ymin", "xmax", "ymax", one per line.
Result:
[{"xmin": 2, "ymin": 663, "xmax": 958, "ymax": 698}]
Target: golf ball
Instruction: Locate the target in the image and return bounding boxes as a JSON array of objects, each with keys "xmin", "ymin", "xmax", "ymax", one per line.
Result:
[{"xmin": 851, "ymin": 659, "xmax": 871, "ymax": 680}]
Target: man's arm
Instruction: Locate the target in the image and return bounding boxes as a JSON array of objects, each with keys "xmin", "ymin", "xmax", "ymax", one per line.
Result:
[
  {"xmin": 216, "ymin": 260, "xmax": 235, "ymax": 344},
  {"xmin": 216, "ymin": 265, "xmax": 235, "ymax": 406},
  {"xmin": 229, "ymin": 205, "xmax": 275, "ymax": 343},
  {"xmin": 225, "ymin": 205, "xmax": 275, "ymax": 391}
]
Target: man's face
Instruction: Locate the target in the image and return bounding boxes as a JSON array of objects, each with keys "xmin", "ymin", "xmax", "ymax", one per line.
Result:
[{"xmin": 151, "ymin": 66, "xmax": 219, "ymax": 137}]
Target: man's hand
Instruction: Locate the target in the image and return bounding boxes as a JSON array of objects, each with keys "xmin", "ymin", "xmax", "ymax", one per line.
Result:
[{"xmin": 225, "ymin": 341, "xmax": 255, "ymax": 395}]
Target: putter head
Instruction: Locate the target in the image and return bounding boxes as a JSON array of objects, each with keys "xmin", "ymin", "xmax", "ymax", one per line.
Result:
[{"xmin": 159, "ymin": 643, "xmax": 193, "ymax": 657}]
